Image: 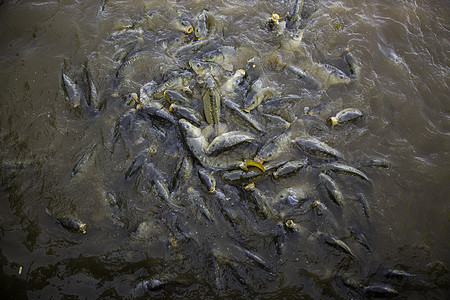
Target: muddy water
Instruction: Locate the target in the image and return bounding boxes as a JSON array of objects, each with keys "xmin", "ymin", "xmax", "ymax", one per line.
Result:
[{"xmin": 0, "ymin": 0, "xmax": 448, "ymax": 298}]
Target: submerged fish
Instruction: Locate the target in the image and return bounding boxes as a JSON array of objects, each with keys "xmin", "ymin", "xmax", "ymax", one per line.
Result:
[
  {"xmin": 84, "ymin": 66, "xmax": 101, "ymax": 109},
  {"xmin": 286, "ymin": 0, "xmax": 304, "ymax": 29},
  {"xmin": 70, "ymin": 144, "xmax": 97, "ymax": 178},
  {"xmin": 272, "ymin": 159, "xmax": 308, "ymax": 179},
  {"xmin": 254, "ymin": 132, "xmax": 292, "ymax": 164},
  {"xmin": 324, "ymin": 162, "xmax": 370, "ymax": 181},
  {"xmin": 319, "ymin": 172, "xmax": 344, "ymax": 206},
  {"xmin": 295, "ymin": 137, "xmax": 343, "ymax": 160},
  {"xmin": 223, "ymin": 97, "xmax": 265, "ymax": 133},
  {"xmin": 61, "ymin": 71, "xmax": 82, "ymax": 108},
  {"xmin": 343, "ymin": 47, "xmax": 361, "ymax": 79}
]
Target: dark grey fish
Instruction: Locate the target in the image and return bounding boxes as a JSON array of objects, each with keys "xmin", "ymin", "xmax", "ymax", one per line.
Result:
[
  {"xmin": 70, "ymin": 144, "xmax": 97, "ymax": 178},
  {"xmin": 325, "ymin": 162, "xmax": 370, "ymax": 181},
  {"xmin": 364, "ymin": 284, "xmax": 399, "ymax": 296},
  {"xmin": 137, "ymin": 102, "xmax": 177, "ymax": 125},
  {"xmin": 260, "ymin": 94, "xmax": 302, "ymax": 109},
  {"xmin": 171, "ymin": 155, "xmax": 193, "ymax": 192},
  {"xmin": 45, "ymin": 208, "xmax": 86, "ymax": 233},
  {"xmin": 286, "ymin": 0, "xmax": 304, "ymax": 29},
  {"xmin": 222, "ymin": 169, "xmax": 267, "ymax": 185},
  {"xmin": 169, "ymin": 103, "xmax": 204, "ymax": 126},
  {"xmin": 164, "ymin": 90, "xmax": 192, "ymax": 105},
  {"xmin": 319, "ymin": 173, "xmax": 344, "ymax": 206},
  {"xmin": 272, "ymin": 159, "xmax": 308, "ymax": 179},
  {"xmin": 286, "ymin": 64, "xmax": 322, "ymax": 89},
  {"xmin": 111, "ymin": 108, "xmax": 138, "ymax": 149},
  {"xmin": 223, "ymin": 97, "xmax": 265, "ymax": 133},
  {"xmin": 343, "ymin": 47, "xmax": 361, "ymax": 79},
  {"xmin": 125, "ymin": 149, "xmax": 149, "ymax": 179},
  {"xmin": 61, "ymin": 71, "xmax": 82, "ymax": 108},
  {"xmin": 357, "ymin": 193, "xmax": 373, "ymax": 225},
  {"xmin": 246, "ymin": 183, "xmax": 272, "ymax": 218},
  {"xmin": 255, "ymin": 132, "xmax": 292, "ymax": 164},
  {"xmin": 320, "ymin": 232, "xmax": 355, "ymax": 258},
  {"xmin": 386, "ymin": 269, "xmax": 416, "ymax": 278},
  {"xmin": 84, "ymin": 66, "xmax": 101, "ymax": 109},
  {"xmin": 188, "ymin": 188, "xmax": 215, "ymax": 222},
  {"xmin": 197, "ymin": 166, "xmax": 216, "ymax": 193},
  {"xmin": 295, "ymin": 137, "xmax": 343, "ymax": 160}
]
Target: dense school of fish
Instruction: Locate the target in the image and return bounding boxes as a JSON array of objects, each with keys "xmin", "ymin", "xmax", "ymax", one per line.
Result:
[{"xmin": 56, "ymin": 1, "xmax": 416, "ymax": 297}]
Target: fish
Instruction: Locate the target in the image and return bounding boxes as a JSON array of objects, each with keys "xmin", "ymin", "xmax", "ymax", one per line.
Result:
[
  {"xmin": 190, "ymin": 59, "xmax": 225, "ymax": 78},
  {"xmin": 115, "ymin": 50, "xmax": 155, "ymax": 79},
  {"xmin": 84, "ymin": 66, "xmax": 101, "ymax": 109},
  {"xmin": 343, "ymin": 47, "xmax": 361, "ymax": 79},
  {"xmin": 259, "ymin": 94, "xmax": 302, "ymax": 110},
  {"xmin": 319, "ymin": 173, "xmax": 344, "ymax": 206},
  {"xmin": 140, "ymin": 71, "xmax": 193, "ymax": 102},
  {"xmin": 321, "ymin": 232, "xmax": 355, "ymax": 258},
  {"xmin": 245, "ymin": 183, "xmax": 272, "ymax": 218},
  {"xmin": 70, "ymin": 144, "xmax": 97, "ymax": 178},
  {"xmin": 355, "ymin": 158, "xmax": 392, "ymax": 169},
  {"xmin": 173, "ymin": 17, "xmax": 193, "ymax": 34},
  {"xmin": 169, "ymin": 103, "xmax": 204, "ymax": 126},
  {"xmin": 324, "ymin": 162, "xmax": 370, "ymax": 181},
  {"xmin": 197, "ymin": 166, "xmax": 216, "ymax": 193},
  {"xmin": 245, "ymin": 57, "xmax": 259, "ymax": 85},
  {"xmin": 163, "ymin": 90, "xmax": 192, "ymax": 105},
  {"xmin": 364, "ymin": 285, "xmax": 399, "ymax": 296},
  {"xmin": 61, "ymin": 71, "xmax": 82, "ymax": 108},
  {"xmin": 45, "ymin": 208, "xmax": 86, "ymax": 233},
  {"xmin": 179, "ymin": 119, "xmax": 243, "ymax": 170},
  {"xmin": 309, "ymin": 63, "xmax": 352, "ymax": 88},
  {"xmin": 223, "ymin": 97, "xmax": 265, "ymax": 133},
  {"xmin": 272, "ymin": 159, "xmax": 308, "ymax": 179},
  {"xmin": 220, "ymin": 69, "xmax": 245, "ymax": 95},
  {"xmin": 173, "ymin": 39, "xmax": 209, "ymax": 58},
  {"xmin": 328, "ymin": 108, "xmax": 363, "ymax": 128},
  {"xmin": 171, "ymin": 155, "xmax": 193, "ymax": 192},
  {"xmin": 194, "ymin": 9, "xmax": 208, "ymax": 40},
  {"xmin": 295, "ymin": 137, "xmax": 343, "ymax": 160},
  {"xmin": 202, "ymin": 46, "xmax": 238, "ymax": 71},
  {"xmin": 312, "ymin": 200, "xmax": 329, "ymax": 216},
  {"xmin": 267, "ymin": 13, "xmax": 285, "ymax": 35},
  {"xmin": 137, "ymin": 102, "xmax": 177, "ymax": 125},
  {"xmin": 286, "ymin": 0, "xmax": 304, "ymax": 29},
  {"xmin": 187, "ymin": 187, "xmax": 215, "ymax": 222},
  {"xmin": 201, "ymin": 73, "xmax": 221, "ymax": 133},
  {"xmin": 243, "ymin": 78, "xmax": 275, "ymax": 112},
  {"xmin": 206, "ymin": 131, "xmax": 255, "ymax": 156},
  {"xmin": 242, "ymin": 159, "xmax": 265, "ymax": 172},
  {"xmin": 222, "ymin": 169, "xmax": 267, "ymax": 185},
  {"xmin": 254, "ymin": 132, "xmax": 292, "ymax": 164},
  {"xmin": 285, "ymin": 64, "xmax": 322, "ymax": 89},
  {"xmin": 125, "ymin": 149, "xmax": 149, "ymax": 179}
]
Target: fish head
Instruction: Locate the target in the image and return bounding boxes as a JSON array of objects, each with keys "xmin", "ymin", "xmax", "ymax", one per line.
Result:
[{"xmin": 179, "ymin": 119, "xmax": 202, "ymax": 138}]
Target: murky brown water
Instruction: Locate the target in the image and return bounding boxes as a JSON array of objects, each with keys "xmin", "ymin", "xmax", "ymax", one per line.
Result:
[{"xmin": 0, "ymin": 0, "xmax": 449, "ymax": 298}]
